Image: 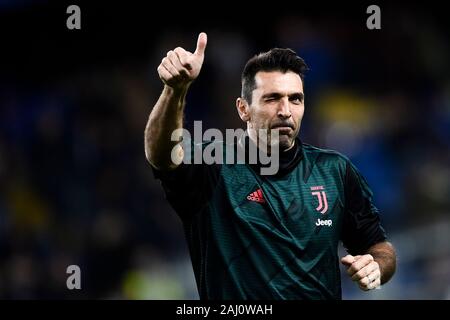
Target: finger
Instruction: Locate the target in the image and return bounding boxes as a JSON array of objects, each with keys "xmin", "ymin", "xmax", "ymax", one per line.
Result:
[
  {"xmin": 359, "ymin": 268, "xmax": 381, "ymax": 290},
  {"xmin": 359, "ymin": 276, "xmax": 371, "ymax": 288},
  {"xmin": 341, "ymin": 254, "xmax": 363, "ymax": 267},
  {"xmin": 161, "ymin": 57, "xmax": 180, "ymax": 78},
  {"xmin": 157, "ymin": 64, "xmax": 172, "ymax": 81},
  {"xmin": 174, "ymin": 47, "xmax": 192, "ymax": 70},
  {"xmin": 370, "ymin": 277, "xmax": 381, "ymax": 290},
  {"xmin": 366, "ymin": 276, "xmax": 381, "ymax": 290},
  {"xmin": 341, "ymin": 255, "xmax": 355, "ymax": 267},
  {"xmin": 369, "ymin": 268, "xmax": 381, "ymax": 283},
  {"xmin": 358, "ymin": 275, "xmax": 374, "ymax": 290},
  {"xmin": 358, "ymin": 280, "xmax": 371, "ymax": 291},
  {"xmin": 160, "ymin": 64, "xmax": 178, "ymax": 83},
  {"xmin": 194, "ymin": 32, "xmax": 207, "ymax": 56},
  {"xmin": 167, "ymin": 51, "xmax": 190, "ymax": 77},
  {"xmin": 347, "ymin": 254, "xmax": 374, "ymax": 276},
  {"xmin": 351, "ymin": 261, "xmax": 379, "ymax": 281}
]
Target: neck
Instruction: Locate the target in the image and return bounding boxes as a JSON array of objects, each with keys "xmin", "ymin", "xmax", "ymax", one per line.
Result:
[{"xmin": 241, "ymin": 131, "xmax": 303, "ymax": 176}]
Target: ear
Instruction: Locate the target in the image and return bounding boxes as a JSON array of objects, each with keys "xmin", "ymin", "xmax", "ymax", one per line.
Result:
[{"xmin": 236, "ymin": 97, "xmax": 250, "ymax": 122}]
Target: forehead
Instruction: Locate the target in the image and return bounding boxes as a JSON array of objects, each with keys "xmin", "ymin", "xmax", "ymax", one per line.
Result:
[{"xmin": 254, "ymin": 71, "xmax": 303, "ymax": 94}]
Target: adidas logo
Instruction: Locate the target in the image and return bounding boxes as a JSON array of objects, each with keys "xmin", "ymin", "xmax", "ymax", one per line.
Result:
[{"xmin": 247, "ymin": 188, "xmax": 266, "ymax": 204}]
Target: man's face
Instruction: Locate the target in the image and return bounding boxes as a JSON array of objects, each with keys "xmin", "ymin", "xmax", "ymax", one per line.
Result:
[{"xmin": 247, "ymin": 71, "xmax": 305, "ymax": 150}]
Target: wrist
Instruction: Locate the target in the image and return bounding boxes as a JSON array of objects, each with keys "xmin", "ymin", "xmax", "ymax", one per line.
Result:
[{"xmin": 164, "ymin": 82, "xmax": 191, "ymax": 97}]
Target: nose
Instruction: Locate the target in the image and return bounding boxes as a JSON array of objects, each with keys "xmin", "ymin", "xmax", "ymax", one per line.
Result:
[{"xmin": 277, "ymin": 97, "xmax": 291, "ymax": 119}]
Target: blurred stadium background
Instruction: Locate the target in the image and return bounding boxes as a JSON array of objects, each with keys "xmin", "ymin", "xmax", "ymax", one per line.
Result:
[{"xmin": 0, "ymin": 1, "xmax": 449, "ymax": 299}]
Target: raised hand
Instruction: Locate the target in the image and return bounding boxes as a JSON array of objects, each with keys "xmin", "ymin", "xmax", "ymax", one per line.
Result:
[{"xmin": 157, "ymin": 32, "xmax": 207, "ymax": 90}]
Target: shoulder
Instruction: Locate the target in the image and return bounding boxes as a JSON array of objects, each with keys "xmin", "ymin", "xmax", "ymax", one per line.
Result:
[{"xmin": 301, "ymin": 142, "xmax": 351, "ymax": 169}]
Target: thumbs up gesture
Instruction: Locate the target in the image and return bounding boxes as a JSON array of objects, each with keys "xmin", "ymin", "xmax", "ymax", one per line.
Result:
[{"xmin": 157, "ymin": 32, "xmax": 207, "ymax": 90}]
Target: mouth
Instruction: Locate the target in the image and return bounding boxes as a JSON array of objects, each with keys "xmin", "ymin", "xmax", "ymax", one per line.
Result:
[{"xmin": 271, "ymin": 125, "xmax": 294, "ymax": 134}]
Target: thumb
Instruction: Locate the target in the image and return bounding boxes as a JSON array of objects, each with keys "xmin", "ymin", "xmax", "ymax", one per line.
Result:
[
  {"xmin": 341, "ymin": 255, "xmax": 355, "ymax": 267},
  {"xmin": 194, "ymin": 32, "xmax": 207, "ymax": 56}
]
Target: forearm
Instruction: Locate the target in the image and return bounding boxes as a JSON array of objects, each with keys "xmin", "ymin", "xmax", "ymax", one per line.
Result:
[
  {"xmin": 367, "ymin": 241, "xmax": 396, "ymax": 284},
  {"xmin": 146, "ymin": 33, "xmax": 206, "ymax": 169},
  {"xmin": 145, "ymin": 84, "xmax": 189, "ymax": 170}
]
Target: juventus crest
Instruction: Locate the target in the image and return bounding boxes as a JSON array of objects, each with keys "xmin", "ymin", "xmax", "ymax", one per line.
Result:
[{"xmin": 310, "ymin": 186, "xmax": 328, "ymax": 214}]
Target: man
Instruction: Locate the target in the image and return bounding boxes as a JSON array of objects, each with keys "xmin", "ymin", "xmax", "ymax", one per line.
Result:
[{"xmin": 144, "ymin": 32, "xmax": 396, "ymax": 299}]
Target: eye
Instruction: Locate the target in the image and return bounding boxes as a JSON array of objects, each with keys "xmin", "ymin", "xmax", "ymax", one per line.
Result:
[{"xmin": 290, "ymin": 95, "xmax": 303, "ymax": 104}]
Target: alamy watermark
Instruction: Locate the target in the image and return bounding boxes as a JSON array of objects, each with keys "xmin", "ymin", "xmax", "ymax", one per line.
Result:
[
  {"xmin": 66, "ymin": 5, "xmax": 81, "ymax": 30},
  {"xmin": 171, "ymin": 121, "xmax": 281, "ymax": 175},
  {"xmin": 65, "ymin": 5, "xmax": 380, "ymax": 31},
  {"xmin": 366, "ymin": 5, "xmax": 381, "ymax": 30},
  {"xmin": 66, "ymin": 265, "xmax": 81, "ymax": 290}
]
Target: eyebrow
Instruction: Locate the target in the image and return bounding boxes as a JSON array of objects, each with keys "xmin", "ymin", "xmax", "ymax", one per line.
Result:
[
  {"xmin": 289, "ymin": 92, "xmax": 304, "ymax": 101},
  {"xmin": 262, "ymin": 92, "xmax": 304, "ymax": 101}
]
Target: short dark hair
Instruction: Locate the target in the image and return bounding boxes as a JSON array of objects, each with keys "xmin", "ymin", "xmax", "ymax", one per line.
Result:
[{"xmin": 241, "ymin": 48, "xmax": 309, "ymax": 104}]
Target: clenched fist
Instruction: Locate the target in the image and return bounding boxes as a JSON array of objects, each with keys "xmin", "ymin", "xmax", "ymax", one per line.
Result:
[
  {"xmin": 341, "ymin": 254, "xmax": 381, "ymax": 291},
  {"xmin": 157, "ymin": 32, "xmax": 207, "ymax": 90}
]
